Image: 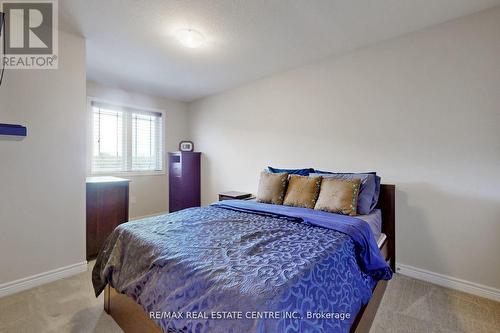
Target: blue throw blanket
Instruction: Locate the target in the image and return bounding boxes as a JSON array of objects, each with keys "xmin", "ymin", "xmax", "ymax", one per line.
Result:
[
  {"xmin": 93, "ymin": 203, "xmax": 392, "ymax": 333},
  {"xmin": 212, "ymin": 200, "xmax": 392, "ymax": 281}
]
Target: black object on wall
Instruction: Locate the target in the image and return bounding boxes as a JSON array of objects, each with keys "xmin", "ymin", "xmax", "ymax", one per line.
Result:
[
  {"xmin": 0, "ymin": 12, "xmax": 5, "ymax": 86},
  {"xmin": 0, "ymin": 12, "xmax": 4, "ymax": 34},
  {"xmin": 169, "ymin": 152, "xmax": 201, "ymax": 212}
]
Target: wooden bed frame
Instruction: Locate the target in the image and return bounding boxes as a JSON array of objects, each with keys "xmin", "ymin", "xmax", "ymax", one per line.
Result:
[{"xmin": 104, "ymin": 184, "xmax": 395, "ymax": 333}]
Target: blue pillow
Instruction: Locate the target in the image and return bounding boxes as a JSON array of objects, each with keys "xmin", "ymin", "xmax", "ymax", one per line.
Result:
[
  {"xmin": 312, "ymin": 170, "xmax": 379, "ymax": 214},
  {"xmin": 268, "ymin": 166, "xmax": 314, "ymax": 176}
]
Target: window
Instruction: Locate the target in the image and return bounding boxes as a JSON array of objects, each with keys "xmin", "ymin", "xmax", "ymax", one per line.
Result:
[{"xmin": 90, "ymin": 100, "xmax": 163, "ymax": 174}]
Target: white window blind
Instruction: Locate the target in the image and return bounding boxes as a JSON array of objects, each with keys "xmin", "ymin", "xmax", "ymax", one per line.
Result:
[{"xmin": 91, "ymin": 101, "xmax": 163, "ymax": 174}]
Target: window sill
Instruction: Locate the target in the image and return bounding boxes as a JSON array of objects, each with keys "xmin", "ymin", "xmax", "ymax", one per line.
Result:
[{"xmin": 90, "ymin": 171, "xmax": 166, "ymax": 177}]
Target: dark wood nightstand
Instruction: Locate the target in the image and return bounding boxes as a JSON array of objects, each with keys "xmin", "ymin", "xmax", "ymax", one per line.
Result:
[
  {"xmin": 218, "ymin": 191, "xmax": 256, "ymax": 201},
  {"xmin": 86, "ymin": 176, "xmax": 130, "ymax": 260}
]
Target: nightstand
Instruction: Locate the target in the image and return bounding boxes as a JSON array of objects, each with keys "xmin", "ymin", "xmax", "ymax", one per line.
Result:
[
  {"xmin": 86, "ymin": 176, "xmax": 130, "ymax": 260},
  {"xmin": 218, "ymin": 191, "xmax": 256, "ymax": 201}
]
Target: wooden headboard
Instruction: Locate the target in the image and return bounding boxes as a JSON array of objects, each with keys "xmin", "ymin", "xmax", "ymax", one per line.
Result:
[{"xmin": 375, "ymin": 184, "xmax": 395, "ymax": 271}]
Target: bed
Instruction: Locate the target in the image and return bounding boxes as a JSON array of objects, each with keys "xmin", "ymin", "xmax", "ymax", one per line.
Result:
[{"xmin": 93, "ymin": 184, "xmax": 395, "ymax": 333}]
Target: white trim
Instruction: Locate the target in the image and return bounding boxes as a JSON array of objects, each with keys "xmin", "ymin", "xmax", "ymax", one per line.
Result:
[
  {"xmin": 396, "ymin": 263, "xmax": 500, "ymax": 302},
  {"xmin": 87, "ymin": 96, "xmax": 167, "ymax": 115},
  {"xmin": 91, "ymin": 170, "xmax": 166, "ymax": 177},
  {"xmin": 0, "ymin": 261, "xmax": 88, "ymax": 298}
]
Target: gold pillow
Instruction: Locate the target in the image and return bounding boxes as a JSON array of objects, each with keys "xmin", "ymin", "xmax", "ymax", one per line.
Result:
[
  {"xmin": 256, "ymin": 171, "xmax": 289, "ymax": 205},
  {"xmin": 283, "ymin": 175, "xmax": 322, "ymax": 209},
  {"xmin": 314, "ymin": 178, "xmax": 361, "ymax": 216}
]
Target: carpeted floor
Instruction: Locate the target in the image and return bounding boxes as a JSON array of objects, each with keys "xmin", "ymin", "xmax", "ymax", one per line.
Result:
[
  {"xmin": 370, "ymin": 274, "xmax": 500, "ymax": 333},
  {"xmin": 0, "ymin": 262, "xmax": 498, "ymax": 333}
]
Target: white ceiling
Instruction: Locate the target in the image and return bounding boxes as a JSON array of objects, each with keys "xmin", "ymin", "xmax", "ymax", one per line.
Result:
[{"xmin": 60, "ymin": 0, "xmax": 500, "ymax": 102}]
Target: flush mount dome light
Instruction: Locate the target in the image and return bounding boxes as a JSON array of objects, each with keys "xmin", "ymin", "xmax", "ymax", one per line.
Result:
[{"xmin": 175, "ymin": 29, "xmax": 205, "ymax": 48}]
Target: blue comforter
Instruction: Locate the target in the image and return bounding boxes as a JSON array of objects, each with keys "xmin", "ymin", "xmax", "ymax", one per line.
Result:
[{"xmin": 93, "ymin": 201, "xmax": 392, "ymax": 333}]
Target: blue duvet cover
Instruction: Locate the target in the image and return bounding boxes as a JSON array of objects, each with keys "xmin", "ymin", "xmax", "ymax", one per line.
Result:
[{"xmin": 93, "ymin": 200, "xmax": 392, "ymax": 333}]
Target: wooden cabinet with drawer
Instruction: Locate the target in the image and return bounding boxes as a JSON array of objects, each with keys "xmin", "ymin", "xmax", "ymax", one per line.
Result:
[
  {"xmin": 168, "ymin": 152, "xmax": 201, "ymax": 212},
  {"xmin": 86, "ymin": 176, "xmax": 130, "ymax": 260}
]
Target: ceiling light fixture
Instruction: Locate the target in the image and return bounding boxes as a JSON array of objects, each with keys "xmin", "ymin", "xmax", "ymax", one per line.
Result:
[{"xmin": 175, "ymin": 29, "xmax": 205, "ymax": 49}]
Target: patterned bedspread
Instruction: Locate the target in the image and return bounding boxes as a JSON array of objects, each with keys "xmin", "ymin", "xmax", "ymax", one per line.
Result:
[{"xmin": 93, "ymin": 202, "xmax": 391, "ymax": 333}]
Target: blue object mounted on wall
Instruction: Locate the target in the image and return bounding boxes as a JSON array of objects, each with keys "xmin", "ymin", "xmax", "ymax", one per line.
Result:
[{"xmin": 0, "ymin": 123, "xmax": 27, "ymax": 137}]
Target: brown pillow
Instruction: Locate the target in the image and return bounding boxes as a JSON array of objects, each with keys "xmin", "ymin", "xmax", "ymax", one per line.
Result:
[
  {"xmin": 314, "ymin": 178, "xmax": 361, "ymax": 216},
  {"xmin": 283, "ymin": 175, "xmax": 322, "ymax": 209},
  {"xmin": 256, "ymin": 171, "xmax": 289, "ymax": 205}
]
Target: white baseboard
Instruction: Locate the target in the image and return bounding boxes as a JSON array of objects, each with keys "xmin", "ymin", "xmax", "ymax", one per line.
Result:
[
  {"xmin": 396, "ymin": 263, "xmax": 500, "ymax": 302},
  {"xmin": 0, "ymin": 261, "xmax": 88, "ymax": 298}
]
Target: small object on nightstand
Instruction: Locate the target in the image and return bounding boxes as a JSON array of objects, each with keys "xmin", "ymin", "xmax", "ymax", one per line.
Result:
[{"xmin": 218, "ymin": 191, "xmax": 255, "ymax": 201}]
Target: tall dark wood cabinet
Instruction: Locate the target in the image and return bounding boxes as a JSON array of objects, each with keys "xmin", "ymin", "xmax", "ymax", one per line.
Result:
[
  {"xmin": 86, "ymin": 176, "xmax": 130, "ymax": 260},
  {"xmin": 169, "ymin": 152, "xmax": 201, "ymax": 212}
]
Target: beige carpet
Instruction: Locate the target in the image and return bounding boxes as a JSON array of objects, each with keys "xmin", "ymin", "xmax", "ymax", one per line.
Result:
[
  {"xmin": 370, "ymin": 274, "xmax": 500, "ymax": 333},
  {"xmin": 0, "ymin": 262, "xmax": 498, "ymax": 333},
  {"xmin": 0, "ymin": 263, "xmax": 121, "ymax": 333}
]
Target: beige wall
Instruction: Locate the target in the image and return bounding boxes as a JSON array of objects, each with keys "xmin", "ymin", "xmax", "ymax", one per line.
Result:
[
  {"xmin": 0, "ymin": 31, "xmax": 87, "ymax": 284},
  {"xmin": 188, "ymin": 8, "xmax": 500, "ymax": 291},
  {"xmin": 86, "ymin": 81, "xmax": 189, "ymax": 219}
]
